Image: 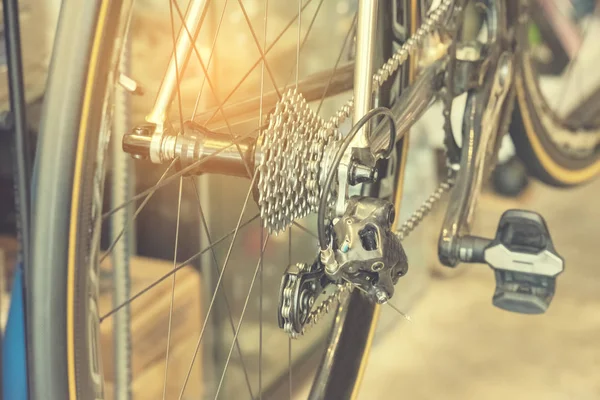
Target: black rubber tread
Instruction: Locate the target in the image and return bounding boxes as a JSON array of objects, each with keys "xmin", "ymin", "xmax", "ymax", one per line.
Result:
[
  {"xmin": 28, "ymin": 1, "xmax": 101, "ymax": 398},
  {"xmin": 509, "ymin": 2, "xmax": 600, "ymax": 188},
  {"xmin": 511, "ymin": 82, "xmax": 600, "ymax": 187},
  {"xmin": 29, "ymin": 0, "xmax": 126, "ymax": 398}
]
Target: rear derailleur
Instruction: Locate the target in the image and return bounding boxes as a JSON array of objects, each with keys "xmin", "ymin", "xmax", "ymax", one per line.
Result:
[{"xmin": 278, "ymin": 196, "xmax": 408, "ymax": 337}]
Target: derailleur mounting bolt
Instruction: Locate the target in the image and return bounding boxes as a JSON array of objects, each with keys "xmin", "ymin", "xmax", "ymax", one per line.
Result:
[
  {"xmin": 321, "ymin": 247, "xmax": 340, "ymax": 277},
  {"xmin": 349, "ymin": 162, "xmax": 379, "ymax": 185}
]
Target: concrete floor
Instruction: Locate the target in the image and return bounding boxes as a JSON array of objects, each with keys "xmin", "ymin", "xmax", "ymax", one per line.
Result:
[{"xmin": 355, "ymin": 178, "xmax": 600, "ymax": 400}]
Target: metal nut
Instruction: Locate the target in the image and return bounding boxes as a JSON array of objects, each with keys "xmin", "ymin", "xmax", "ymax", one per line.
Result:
[{"xmin": 371, "ymin": 261, "xmax": 384, "ymax": 272}]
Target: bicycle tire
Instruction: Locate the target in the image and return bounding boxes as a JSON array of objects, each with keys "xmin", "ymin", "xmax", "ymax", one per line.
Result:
[
  {"xmin": 510, "ymin": 3, "xmax": 600, "ymax": 187},
  {"xmin": 29, "ymin": 0, "xmax": 415, "ymax": 399}
]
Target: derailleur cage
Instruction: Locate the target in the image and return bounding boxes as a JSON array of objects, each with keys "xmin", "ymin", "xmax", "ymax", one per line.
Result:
[{"xmin": 277, "ymin": 261, "xmax": 330, "ymax": 336}]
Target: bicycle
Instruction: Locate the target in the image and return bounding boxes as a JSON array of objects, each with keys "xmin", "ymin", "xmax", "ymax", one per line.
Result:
[{"xmin": 4, "ymin": 0, "xmax": 598, "ymax": 398}]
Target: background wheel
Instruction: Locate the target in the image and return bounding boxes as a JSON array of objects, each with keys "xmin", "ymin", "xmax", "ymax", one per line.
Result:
[{"xmin": 510, "ymin": 1, "xmax": 600, "ymax": 187}]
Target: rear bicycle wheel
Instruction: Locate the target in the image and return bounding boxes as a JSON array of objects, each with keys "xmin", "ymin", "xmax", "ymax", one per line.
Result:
[{"xmin": 29, "ymin": 0, "xmax": 416, "ymax": 399}]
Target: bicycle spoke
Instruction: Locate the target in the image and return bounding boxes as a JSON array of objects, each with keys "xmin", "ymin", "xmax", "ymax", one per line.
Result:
[
  {"xmin": 342, "ymin": 276, "xmax": 412, "ymax": 321},
  {"xmin": 199, "ymin": 0, "xmax": 314, "ymax": 126},
  {"xmin": 259, "ymin": 223, "xmax": 264, "ymax": 399},
  {"xmin": 212, "ymin": 236, "xmax": 270, "ymax": 400},
  {"xmin": 162, "ymin": 178, "xmax": 183, "ymax": 399},
  {"xmin": 295, "ymin": 0, "xmax": 301, "ymax": 88},
  {"xmin": 172, "ymin": 0, "xmax": 253, "ymax": 179},
  {"xmin": 258, "ymin": 1, "xmax": 269, "ymax": 397},
  {"xmin": 289, "ymin": 0, "xmax": 301, "ymax": 391},
  {"xmin": 191, "ymin": 0, "xmax": 229, "ymax": 120},
  {"xmin": 288, "ymin": 338, "xmax": 292, "ymax": 399},
  {"xmin": 100, "ymin": 158, "xmax": 178, "ymax": 264},
  {"xmin": 316, "ymin": 11, "xmax": 357, "ymax": 114},
  {"xmin": 179, "ymin": 169, "xmax": 260, "ymax": 398},
  {"xmin": 236, "ymin": 0, "xmax": 281, "ymax": 100},
  {"xmin": 278, "ymin": 0, "xmax": 324, "ymax": 94},
  {"xmin": 386, "ymin": 300, "xmax": 412, "ymax": 322},
  {"xmin": 203, "ymin": 0, "xmax": 326, "ymax": 128},
  {"xmin": 190, "ymin": 178, "xmax": 254, "ymax": 399},
  {"xmin": 99, "ymin": 214, "xmax": 259, "ymax": 322},
  {"xmin": 291, "ymin": 221, "xmax": 318, "ymax": 240},
  {"xmin": 288, "ymin": 226, "xmax": 293, "ymax": 399},
  {"xmin": 168, "ymin": 0, "xmax": 187, "ymax": 131}
]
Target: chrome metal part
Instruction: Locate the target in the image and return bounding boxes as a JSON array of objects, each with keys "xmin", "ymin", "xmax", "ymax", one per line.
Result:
[
  {"xmin": 279, "ymin": 197, "xmax": 409, "ymax": 338},
  {"xmin": 417, "ymin": 30, "xmax": 452, "ymax": 71},
  {"xmin": 371, "ymin": 0, "xmax": 453, "ymax": 87},
  {"xmin": 440, "ymin": 0, "xmax": 466, "ymax": 165},
  {"xmin": 329, "ymin": 197, "xmax": 408, "ymax": 303},
  {"xmin": 118, "ymin": 73, "xmax": 143, "ymax": 96},
  {"xmin": 179, "ymin": 123, "xmax": 255, "ymax": 177},
  {"xmin": 127, "ymin": 0, "xmax": 462, "ymax": 339},
  {"xmin": 303, "ymin": 283, "xmax": 352, "ymax": 335},
  {"xmin": 278, "ymin": 262, "xmax": 333, "ymax": 338},
  {"xmin": 439, "ymin": 52, "xmax": 514, "ymax": 267},
  {"xmin": 256, "ymin": 88, "xmax": 341, "ymax": 233},
  {"xmin": 146, "ymin": 0, "xmax": 209, "ymax": 130},
  {"xmin": 348, "ymin": 162, "xmax": 378, "ymax": 185},
  {"xmin": 352, "ymin": 0, "xmax": 378, "ymax": 149},
  {"xmin": 279, "ymin": 259, "xmax": 352, "ymax": 337},
  {"xmin": 320, "ymin": 247, "xmax": 339, "ymax": 277},
  {"xmin": 122, "ymin": 125, "xmax": 153, "ymax": 160},
  {"xmin": 123, "ymin": 122, "xmax": 255, "ymax": 177}
]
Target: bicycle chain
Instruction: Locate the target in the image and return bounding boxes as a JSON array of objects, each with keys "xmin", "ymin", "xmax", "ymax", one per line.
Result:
[
  {"xmin": 396, "ymin": 178, "xmax": 454, "ymax": 240},
  {"xmin": 441, "ymin": 0, "xmax": 465, "ymax": 165},
  {"xmin": 282, "ymin": 0, "xmax": 456, "ymax": 337},
  {"xmin": 327, "ymin": 0, "xmax": 454, "ymax": 133},
  {"xmin": 281, "ymin": 263, "xmax": 353, "ymax": 337}
]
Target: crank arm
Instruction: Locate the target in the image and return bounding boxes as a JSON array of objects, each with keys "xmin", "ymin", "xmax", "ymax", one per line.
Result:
[{"xmin": 438, "ymin": 52, "xmax": 514, "ymax": 267}]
